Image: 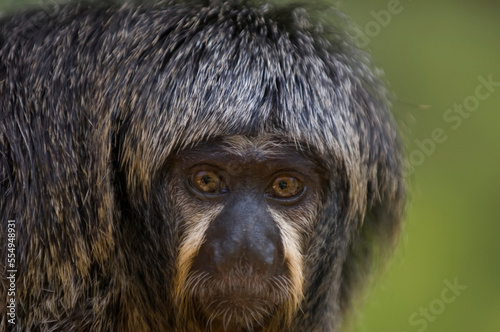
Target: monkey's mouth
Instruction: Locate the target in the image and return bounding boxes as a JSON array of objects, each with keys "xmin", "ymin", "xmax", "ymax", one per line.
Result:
[
  {"xmin": 191, "ymin": 271, "xmax": 281, "ymax": 307},
  {"xmin": 198, "ymin": 289, "xmax": 276, "ymax": 321}
]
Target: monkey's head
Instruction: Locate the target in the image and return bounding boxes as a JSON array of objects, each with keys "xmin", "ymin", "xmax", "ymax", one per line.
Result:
[
  {"xmin": 0, "ymin": 1, "xmax": 405, "ymax": 331},
  {"xmin": 107, "ymin": 2, "xmax": 405, "ymax": 330}
]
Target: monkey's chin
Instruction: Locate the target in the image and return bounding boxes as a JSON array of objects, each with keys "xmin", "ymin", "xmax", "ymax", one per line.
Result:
[
  {"xmin": 195, "ymin": 291, "xmax": 278, "ymax": 331},
  {"xmin": 177, "ymin": 265, "xmax": 298, "ymax": 331},
  {"xmin": 182, "ymin": 272, "xmax": 290, "ymax": 331}
]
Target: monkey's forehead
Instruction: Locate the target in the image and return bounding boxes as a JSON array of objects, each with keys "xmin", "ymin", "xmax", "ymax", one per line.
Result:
[
  {"xmin": 175, "ymin": 135, "xmax": 320, "ymax": 168},
  {"xmin": 192, "ymin": 135, "xmax": 314, "ymax": 159}
]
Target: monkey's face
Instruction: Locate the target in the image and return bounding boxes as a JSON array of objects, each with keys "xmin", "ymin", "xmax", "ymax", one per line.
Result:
[{"xmin": 171, "ymin": 136, "xmax": 322, "ymax": 331}]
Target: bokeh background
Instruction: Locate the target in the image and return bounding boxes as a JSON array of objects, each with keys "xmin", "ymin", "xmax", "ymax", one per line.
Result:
[{"xmin": 1, "ymin": 0, "xmax": 499, "ymax": 331}]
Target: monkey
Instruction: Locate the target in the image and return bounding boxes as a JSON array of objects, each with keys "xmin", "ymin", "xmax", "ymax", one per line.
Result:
[{"xmin": 0, "ymin": 0, "xmax": 405, "ymax": 331}]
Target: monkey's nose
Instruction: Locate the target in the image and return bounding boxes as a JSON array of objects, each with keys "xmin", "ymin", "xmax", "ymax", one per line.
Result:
[{"xmin": 211, "ymin": 236, "xmax": 277, "ymax": 275}]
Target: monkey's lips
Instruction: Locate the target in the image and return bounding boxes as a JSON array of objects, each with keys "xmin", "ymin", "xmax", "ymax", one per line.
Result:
[
  {"xmin": 196, "ymin": 276, "xmax": 279, "ymax": 309},
  {"xmin": 202, "ymin": 291, "xmax": 268, "ymax": 314}
]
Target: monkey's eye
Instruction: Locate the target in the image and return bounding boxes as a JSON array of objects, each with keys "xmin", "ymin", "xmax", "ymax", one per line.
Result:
[
  {"xmin": 269, "ymin": 176, "xmax": 304, "ymax": 199},
  {"xmin": 191, "ymin": 170, "xmax": 226, "ymax": 194}
]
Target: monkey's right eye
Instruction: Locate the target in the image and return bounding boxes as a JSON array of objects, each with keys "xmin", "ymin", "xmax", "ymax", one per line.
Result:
[
  {"xmin": 191, "ymin": 170, "xmax": 227, "ymax": 194},
  {"xmin": 268, "ymin": 175, "xmax": 304, "ymax": 199}
]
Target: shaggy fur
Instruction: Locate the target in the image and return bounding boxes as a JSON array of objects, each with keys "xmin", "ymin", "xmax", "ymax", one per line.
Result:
[{"xmin": 0, "ymin": 0, "xmax": 405, "ymax": 331}]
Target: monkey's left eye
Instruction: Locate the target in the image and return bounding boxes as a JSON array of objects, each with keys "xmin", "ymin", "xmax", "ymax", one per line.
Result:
[
  {"xmin": 268, "ymin": 176, "xmax": 304, "ymax": 199},
  {"xmin": 191, "ymin": 170, "xmax": 227, "ymax": 194}
]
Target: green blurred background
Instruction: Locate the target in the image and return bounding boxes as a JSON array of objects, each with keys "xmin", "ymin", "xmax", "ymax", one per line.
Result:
[{"xmin": 1, "ymin": 0, "xmax": 499, "ymax": 331}]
